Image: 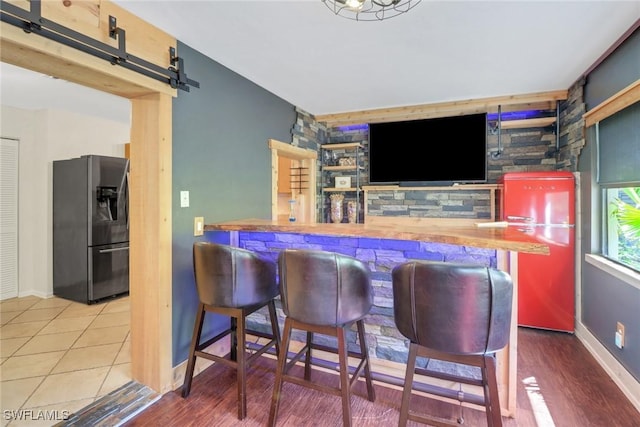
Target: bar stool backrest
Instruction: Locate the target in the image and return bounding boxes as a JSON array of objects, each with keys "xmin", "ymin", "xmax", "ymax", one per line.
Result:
[
  {"xmin": 392, "ymin": 260, "xmax": 513, "ymax": 355},
  {"xmin": 278, "ymin": 249, "xmax": 373, "ymax": 327},
  {"xmin": 193, "ymin": 242, "xmax": 278, "ymax": 308}
]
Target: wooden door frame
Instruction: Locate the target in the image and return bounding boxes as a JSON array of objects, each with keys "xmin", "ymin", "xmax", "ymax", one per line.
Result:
[
  {"xmin": 269, "ymin": 139, "xmax": 318, "ymax": 223},
  {"xmin": 1, "ymin": 17, "xmax": 174, "ymax": 392}
]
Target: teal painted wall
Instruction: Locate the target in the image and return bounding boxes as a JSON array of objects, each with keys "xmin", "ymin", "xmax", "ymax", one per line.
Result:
[
  {"xmin": 171, "ymin": 42, "xmax": 296, "ymax": 365},
  {"xmin": 578, "ymin": 27, "xmax": 640, "ymax": 380}
]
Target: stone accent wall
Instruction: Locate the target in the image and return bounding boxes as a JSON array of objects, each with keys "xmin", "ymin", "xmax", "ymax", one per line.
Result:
[
  {"xmin": 294, "ymin": 104, "xmax": 579, "ymax": 181},
  {"xmin": 289, "ymin": 102, "xmax": 583, "ymax": 223},
  {"xmin": 212, "ymin": 230, "xmax": 497, "ymax": 364},
  {"xmin": 558, "ymin": 78, "xmax": 586, "ymax": 170},
  {"xmin": 366, "ymin": 188, "xmax": 494, "ymax": 220},
  {"xmin": 291, "ymin": 107, "xmax": 327, "ymax": 151},
  {"xmin": 325, "ymin": 126, "xmax": 370, "ymax": 185},
  {"xmin": 486, "ymin": 125, "xmax": 558, "ymax": 181}
]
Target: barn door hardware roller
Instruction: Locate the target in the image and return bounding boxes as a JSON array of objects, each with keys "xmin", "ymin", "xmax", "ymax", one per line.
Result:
[{"xmin": 0, "ymin": 0, "xmax": 199, "ymax": 92}]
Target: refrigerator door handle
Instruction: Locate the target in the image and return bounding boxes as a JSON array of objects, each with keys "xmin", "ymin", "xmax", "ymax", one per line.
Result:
[
  {"xmin": 99, "ymin": 246, "xmax": 130, "ymax": 254},
  {"xmin": 516, "ymin": 227, "xmax": 534, "ymax": 234},
  {"xmin": 507, "ymin": 215, "xmax": 534, "ymax": 222},
  {"xmin": 125, "ymin": 168, "xmax": 130, "ymax": 231}
]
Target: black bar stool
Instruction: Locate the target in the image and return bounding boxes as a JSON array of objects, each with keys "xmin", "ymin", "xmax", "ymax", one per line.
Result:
[
  {"xmin": 392, "ymin": 260, "xmax": 513, "ymax": 427},
  {"xmin": 181, "ymin": 242, "xmax": 281, "ymax": 420},
  {"xmin": 268, "ymin": 248, "xmax": 376, "ymax": 427}
]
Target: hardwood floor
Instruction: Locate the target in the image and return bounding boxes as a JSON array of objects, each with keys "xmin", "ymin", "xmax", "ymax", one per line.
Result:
[{"xmin": 123, "ymin": 328, "xmax": 640, "ymax": 427}]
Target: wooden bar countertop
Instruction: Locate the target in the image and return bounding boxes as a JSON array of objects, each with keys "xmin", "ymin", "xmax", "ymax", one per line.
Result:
[{"xmin": 205, "ymin": 219, "xmax": 550, "ymax": 255}]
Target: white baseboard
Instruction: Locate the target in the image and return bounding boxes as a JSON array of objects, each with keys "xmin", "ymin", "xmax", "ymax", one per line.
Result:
[
  {"xmin": 18, "ymin": 289, "xmax": 53, "ymax": 299},
  {"xmin": 575, "ymin": 322, "xmax": 640, "ymax": 412}
]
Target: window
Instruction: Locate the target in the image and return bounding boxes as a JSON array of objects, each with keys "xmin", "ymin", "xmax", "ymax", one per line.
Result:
[
  {"xmin": 603, "ymin": 186, "xmax": 640, "ymax": 272},
  {"xmin": 596, "ymin": 101, "xmax": 640, "ymax": 272}
]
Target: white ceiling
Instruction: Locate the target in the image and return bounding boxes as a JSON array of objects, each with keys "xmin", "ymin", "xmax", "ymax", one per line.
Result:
[{"xmin": 2, "ymin": 1, "xmax": 639, "ymax": 122}]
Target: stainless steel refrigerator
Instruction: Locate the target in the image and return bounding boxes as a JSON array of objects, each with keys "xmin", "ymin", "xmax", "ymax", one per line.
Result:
[{"xmin": 53, "ymin": 155, "xmax": 130, "ymax": 304}]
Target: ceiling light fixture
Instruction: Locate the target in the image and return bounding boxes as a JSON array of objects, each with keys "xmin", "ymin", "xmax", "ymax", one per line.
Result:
[{"xmin": 322, "ymin": 0, "xmax": 421, "ymax": 21}]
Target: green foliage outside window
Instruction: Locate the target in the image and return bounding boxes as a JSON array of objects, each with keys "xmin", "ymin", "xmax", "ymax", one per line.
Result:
[{"xmin": 610, "ymin": 187, "xmax": 640, "ymax": 271}]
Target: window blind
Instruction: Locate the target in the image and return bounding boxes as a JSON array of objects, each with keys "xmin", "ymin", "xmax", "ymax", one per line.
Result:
[{"xmin": 597, "ymin": 101, "xmax": 640, "ymax": 185}]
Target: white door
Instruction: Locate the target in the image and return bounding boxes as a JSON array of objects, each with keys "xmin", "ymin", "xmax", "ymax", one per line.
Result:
[{"xmin": 1, "ymin": 137, "xmax": 19, "ymax": 300}]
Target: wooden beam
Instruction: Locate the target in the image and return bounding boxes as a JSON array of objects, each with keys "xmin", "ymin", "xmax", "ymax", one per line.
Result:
[
  {"xmin": 490, "ymin": 101, "xmax": 558, "ymax": 113},
  {"xmin": 0, "ymin": 22, "xmax": 173, "ymax": 98},
  {"xmin": 1, "ymin": 0, "xmax": 177, "ymax": 98},
  {"xmin": 268, "ymin": 139, "xmax": 318, "ymax": 160},
  {"xmin": 584, "ymin": 79, "xmax": 640, "ymax": 127},
  {"xmin": 314, "ymin": 90, "xmax": 567, "ymax": 127},
  {"xmin": 5, "ymin": 0, "xmax": 176, "ymax": 70}
]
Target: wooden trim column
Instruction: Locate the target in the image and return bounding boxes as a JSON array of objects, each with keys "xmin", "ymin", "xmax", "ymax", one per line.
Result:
[
  {"xmin": 129, "ymin": 92, "xmax": 174, "ymax": 392},
  {"xmin": 497, "ymin": 249, "xmax": 518, "ymax": 417}
]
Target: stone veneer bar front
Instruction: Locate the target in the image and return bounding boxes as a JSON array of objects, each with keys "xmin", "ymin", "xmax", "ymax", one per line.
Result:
[{"xmin": 209, "ymin": 229, "xmax": 498, "ymax": 364}]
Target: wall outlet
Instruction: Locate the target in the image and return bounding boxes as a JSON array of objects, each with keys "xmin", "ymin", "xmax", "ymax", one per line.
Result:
[
  {"xmin": 194, "ymin": 216, "xmax": 204, "ymax": 236},
  {"xmin": 615, "ymin": 322, "xmax": 625, "ymax": 349}
]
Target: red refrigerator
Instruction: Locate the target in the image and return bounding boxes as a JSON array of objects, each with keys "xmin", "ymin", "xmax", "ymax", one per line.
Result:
[{"xmin": 499, "ymin": 171, "xmax": 575, "ymax": 333}]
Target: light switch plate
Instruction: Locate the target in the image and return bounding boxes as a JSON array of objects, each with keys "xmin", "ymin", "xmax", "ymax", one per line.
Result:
[
  {"xmin": 180, "ymin": 191, "xmax": 189, "ymax": 208},
  {"xmin": 194, "ymin": 216, "xmax": 204, "ymax": 236}
]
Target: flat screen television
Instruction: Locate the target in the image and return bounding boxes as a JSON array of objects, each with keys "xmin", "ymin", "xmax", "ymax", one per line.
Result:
[{"xmin": 368, "ymin": 113, "xmax": 488, "ymax": 186}]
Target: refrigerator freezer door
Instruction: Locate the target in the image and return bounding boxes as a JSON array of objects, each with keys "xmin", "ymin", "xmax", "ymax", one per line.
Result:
[
  {"xmin": 500, "ymin": 171, "xmax": 575, "ymax": 226},
  {"xmin": 88, "ymin": 242, "xmax": 130, "ymax": 302}
]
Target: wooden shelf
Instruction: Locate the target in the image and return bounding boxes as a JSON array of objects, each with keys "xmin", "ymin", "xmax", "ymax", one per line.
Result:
[
  {"xmin": 495, "ymin": 117, "xmax": 556, "ymax": 130},
  {"xmin": 324, "ymin": 187, "xmax": 360, "ymax": 192},
  {"xmin": 321, "ymin": 142, "xmax": 363, "ymax": 150},
  {"xmin": 321, "ymin": 142, "xmax": 363, "ymax": 223},
  {"xmin": 323, "ymin": 165, "xmax": 364, "ymax": 172}
]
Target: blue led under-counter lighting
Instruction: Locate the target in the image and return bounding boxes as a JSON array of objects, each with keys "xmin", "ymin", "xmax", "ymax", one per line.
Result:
[
  {"xmin": 336, "ymin": 123, "xmax": 369, "ymax": 132},
  {"xmin": 487, "ymin": 110, "xmax": 548, "ymax": 121}
]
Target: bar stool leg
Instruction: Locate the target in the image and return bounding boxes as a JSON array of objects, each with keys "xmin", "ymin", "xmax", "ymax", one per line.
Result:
[
  {"xmin": 236, "ymin": 312, "xmax": 247, "ymax": 420},
  {"xmin": 230, "ymin": 317, "xmax": 238, "ymax": 362},
  {"xmin": 337, "ymin": 326, "xmax": 352, "ymax": 427},
  {"xmin": 269, "ymin": 317, "xmax": 293, "ymax": 427},
  {"xmin": 182, "ymin": 303, "xmax": 205, "ymax": 398},
  {"xmin": 356, "ymin": 319, "xmax": 376, "ymax": 402},
  {"xmin": 304, "ymin": 331, "xmax": 313, "ymax": 380},
  {"xmin": 483, "ymin": 354, "xmax": 502, "ymax": 427},
  {"xmin": 399, "ymin": 342, "xmax": 419, "ymax": 427},
  {"xmin": 268, "ymin": 300, "xmax": 281, "ymax": 356}
]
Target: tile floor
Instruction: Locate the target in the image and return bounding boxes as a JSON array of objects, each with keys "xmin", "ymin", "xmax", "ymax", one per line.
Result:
[{"xmin": 0, "ymin": 295, "xmax": 131, "ymax": 427}]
